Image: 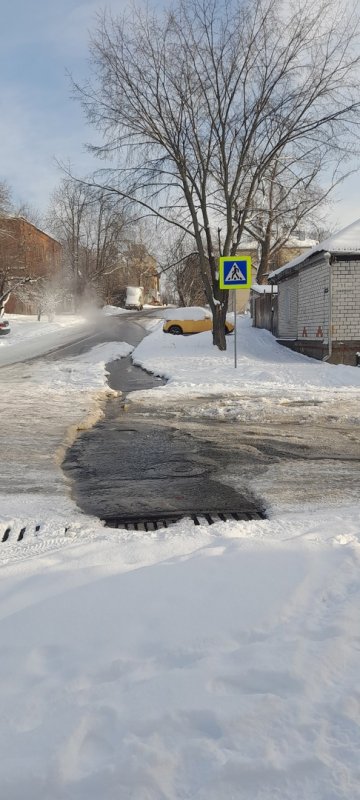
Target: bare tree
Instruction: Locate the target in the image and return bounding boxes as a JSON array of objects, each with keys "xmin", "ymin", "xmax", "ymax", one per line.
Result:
[
  {"xmin": 75, "ymin": 0, "xmax": 360, "ymax": 349},
  {"xmin": 174, "ymin": 253, "xmax": 207, "ymax": 307},
  {"xmin": 243, "ymin": 147, "xmax": 350, "ymax": 282},
  {"xmin": 0, "ymin": 181, "xmax": 14, "ymax": 299},
  {"xmin": 0, "ymin": 180, "xmax": 12, "ymax": 216},
  {"xmin": 161, "ymin": 235, "xmax": 208, "ymax": 306},
  {"xmin": 46, "ymin": 178, "xmax": 131, "ymax": 305},
  {"xmin": 47, "ymin": 179, "xmax": 92, "ymax": 301},
  {"xmin": 14, "ymin": 275, "xmax": 69, "ymax": 320},
  {"xmin": 0, "ymin": 277, "xmax": 34, "ymax": 317},
  {"xmin": 15, "ymin": 201, "xmax": 43, "ymax": 229}
]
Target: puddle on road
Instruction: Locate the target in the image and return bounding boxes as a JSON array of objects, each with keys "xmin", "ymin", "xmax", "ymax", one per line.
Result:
[
  {"xmin": 62, "ymin": 355, "xmax": 263, "ymax": 520},
  {"xmin": 62, "ymin": 353, "xmax": 360, "ymax": 521},
  {"xmin": 279, "ymin": 399, "xmax": 324, "ymax": 407},
  {"xmin": 106, "ymin": 355, "xmax": 165, "ymax": 394}
]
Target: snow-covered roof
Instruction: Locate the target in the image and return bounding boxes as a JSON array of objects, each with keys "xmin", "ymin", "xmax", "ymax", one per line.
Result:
[
  {"xmin": 286, "ymin": 236, "xmax": 318, "ymax": 248},
  {"xmin": 251, "ymin": 284, "xmax": 278, "ymax": 294},
  {"xmin": 0, "ymin": 215, "xmax": 61, "ymax": 246},
  {"xmin": 269, "ymin": 218, "xmax": 360, "ymax": 282},
  {"xmin": 237, "ymin": 241, "xmax": 259, "ymax": 250}
]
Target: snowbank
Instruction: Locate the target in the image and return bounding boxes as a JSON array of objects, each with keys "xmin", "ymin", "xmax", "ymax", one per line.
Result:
[
  {"xmin": 0, "ymin": 506, "xmax": 359, "ymax": 798},
  {"xmin": 130, "ymin": 315, "xmax": 360, "ymax": 423}
]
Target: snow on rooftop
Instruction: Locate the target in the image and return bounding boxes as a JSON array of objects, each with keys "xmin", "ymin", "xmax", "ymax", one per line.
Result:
[
  {"xmin": 237, "ymin": 240, "xmax": 259, "ymax": 250},
  {"xmin": 286, "ymin": 236, "xmax": 318, "ymax": 248},
  {"xmin": 269, "ymin": 218, "xmax": 360, "ymax": 281},
  {"xmin": 251, "ymin": 284, "xmax": 278, "ymax": 294}
]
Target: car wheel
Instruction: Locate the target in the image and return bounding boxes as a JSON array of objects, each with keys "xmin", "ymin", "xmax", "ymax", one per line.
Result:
[{"xmin": 168, "ymin": 325, "xmax": 183, "ymax": 335}]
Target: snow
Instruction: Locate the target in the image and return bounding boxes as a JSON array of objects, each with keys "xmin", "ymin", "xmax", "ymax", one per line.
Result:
[
  {"xmin": 0, "ymin": 312, "xmax": 93, "ymax": 367},
  {"xmin": 0, "ymin": 312, "xmax": 87, "ymax": 349},
  {"xmin": 102, "ymin": 305, "xmax": 132, "ymax": 316},
  {"xmin": 131, "ymin": 315, "xmax": 360, "ymax": 420},
  {"xmin": 1, "ymin": 511, "xmax": 360, "ymax": 798},
  {"xmin": 251, "ymin": 284, "xmax": 278, "ymax": 294},
  {"xmin": 161, "ymin": 305, "xmax": 211, "ymax": 320},
  {"xmin": 0, "ymin": 311, "xmax": 360, "ymax": 798},
  {"xmin": 269, "ymin": 217, "xmax": 360, "ymax": 280},
  {"xmin": 286, "ymin": 235, "xmax": 318, "ymax": 248}
]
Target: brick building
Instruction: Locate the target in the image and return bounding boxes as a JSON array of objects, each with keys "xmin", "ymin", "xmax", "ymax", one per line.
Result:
[
  {"xmin": 0, "ymin": 217, "xmax": 62, "ymax": 313},
  {"xmin": 106, "ymin": 243, "xmax": 159, "ymax": 307},
  {"xmin": 268, "ymin": 219, "xmax": 360, "ymax": 365}
]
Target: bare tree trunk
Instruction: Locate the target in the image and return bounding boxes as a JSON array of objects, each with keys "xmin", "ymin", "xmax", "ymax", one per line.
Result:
[
  {"xmin": 212, "ymin": 302, "xmax": 228, "ymax": 350},
  {"xmin": 257, "ymin": 233, "xmax": 272, "ymax": 284}
]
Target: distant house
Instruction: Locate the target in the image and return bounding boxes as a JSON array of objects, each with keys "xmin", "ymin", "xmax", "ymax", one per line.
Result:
[
  {"xmin": 0, "ymin": 217, "xmax": 62, "ymax": 314},
  {"xmin": 266, "ymin": 235, "xmax": 318, "ymax": 277},
  {"xmin": 268, "ymin": 219, "xmax": 360, "ymax": 366},
  {"xmin": 109, "ymin": 243, "xmax": 159, "ymax": 307}
]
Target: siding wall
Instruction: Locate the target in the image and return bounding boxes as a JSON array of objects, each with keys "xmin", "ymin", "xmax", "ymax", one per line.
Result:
[
  {"xmin": 297, "ymin": 256, "xmax": 330, "ymax": 341},
  {"xmin": 331, "ymin": 261, "xmax": 360, "ymax": 340},
  {"xmin": 251, "ymin": 292, "xmax": 278, "ymax": 334},
  {"xmin": 277, "ymin": 276, "xmax": 298, "ymax": 338}
]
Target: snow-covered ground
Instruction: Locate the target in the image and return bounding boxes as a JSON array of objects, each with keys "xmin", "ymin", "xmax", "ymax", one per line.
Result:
[
  {"xmin": 131, "ymin": 314, "xmax": 360, "ymax": 423},
  {"xmin": 0, "ymin": 310, "xmax": 359, "ymax": 799},
  {"xmin": 0, "ymin": 312, "xmax": 92, "ymax": 366}
]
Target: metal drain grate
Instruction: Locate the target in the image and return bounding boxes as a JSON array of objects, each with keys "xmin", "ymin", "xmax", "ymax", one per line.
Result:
[
  {"xmin": 1, "ymin": 523, "xmax": 70, "ymax": 543},
  {"xmin": 103, "ymin": 510, "xmax": 266, "ymax": 530}
]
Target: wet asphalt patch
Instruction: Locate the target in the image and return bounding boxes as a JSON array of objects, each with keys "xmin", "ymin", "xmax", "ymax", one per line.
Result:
[
  {"xmin": 62, "ymin": 356, "xmax": 265, "ymax": 522},
  {"xmin": 62, "ymin": 407, "xmax": 264, "ymax": 520}
]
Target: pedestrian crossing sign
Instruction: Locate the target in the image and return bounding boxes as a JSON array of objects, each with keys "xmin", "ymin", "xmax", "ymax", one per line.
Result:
[{"xmin": 219, "ymin": 256, "xmax": 252, "ymax": 289}]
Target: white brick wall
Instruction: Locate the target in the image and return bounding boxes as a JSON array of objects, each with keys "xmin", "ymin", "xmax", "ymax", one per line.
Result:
[
  {"xmin": 277, "ymin": 276, "xmax": 298, "ymax": 338},
  {"xmin": 331, "ymin": 262, "xmax": 360, "ymax": 340},
  {"xmin": 297, "ymin": 257, "xmax": 330, "ymax": 341},
  {"xmin": 277, "ymin": 256, "xmax": 360, "ymax": 344}
]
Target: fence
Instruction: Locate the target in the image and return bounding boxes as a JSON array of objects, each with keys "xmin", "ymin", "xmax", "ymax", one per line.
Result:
[{"xmin": 251, "ymin": 292, "xmax": 278, "ymax": 336}]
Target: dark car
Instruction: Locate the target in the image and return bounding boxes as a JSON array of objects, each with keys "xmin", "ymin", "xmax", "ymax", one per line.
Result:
[{"xmin": 0, "ymin": 319, "xmax": 10, "ymax": 336}]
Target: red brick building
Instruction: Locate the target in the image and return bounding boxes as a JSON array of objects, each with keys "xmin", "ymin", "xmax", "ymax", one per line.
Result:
[{"xmin": 0, "ymin": 217, "xmax": 62, "ymax": 313}]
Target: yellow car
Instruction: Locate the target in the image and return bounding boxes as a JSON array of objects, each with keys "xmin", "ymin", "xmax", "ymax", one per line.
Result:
[{"xmin": 163, "ymin": 311, "xmax": 234, "ymax": 336}]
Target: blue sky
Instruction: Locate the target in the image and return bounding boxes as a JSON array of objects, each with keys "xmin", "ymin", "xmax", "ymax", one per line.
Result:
[
  {"xmin": 0, "ymin": 0, "xmax": 106, "ymax": 213},
  {"xmin": 0, "ymin": 0, "xmax": 359, "ymax": 228}
]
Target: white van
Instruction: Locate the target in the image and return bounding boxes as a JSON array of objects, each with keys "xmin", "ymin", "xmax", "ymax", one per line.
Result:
[{"xmin": 125, "ymin": 286, "xmax": 144, "ymax": 310}]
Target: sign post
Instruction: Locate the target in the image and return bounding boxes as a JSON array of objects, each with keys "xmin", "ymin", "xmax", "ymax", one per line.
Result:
[{"xmin": 219, "ymin": 256, "xmax": 252, "ymax": 369}]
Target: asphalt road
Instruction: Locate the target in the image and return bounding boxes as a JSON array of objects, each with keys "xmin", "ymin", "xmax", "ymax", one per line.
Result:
[
  {"xmin": 56, "ymin": 311, "xmax": 264, "ymax": 520},
  {"xmin": 62, "ymin": 375, "xmax": 265, "ymax": 521},
  {"xmin": 61, "ymin": 316, "xmax": 360, "ymax": 522},
  {"xmin": 6, "ymin": 307, "xmax": 355, "ymax": 525},
  {"xmin": 44, "ymin": 309, "xmax": 159, "ymax": 362},
  {"xmin": 63, "ymin": 379, "xmax": 360, "ymax": 522}
]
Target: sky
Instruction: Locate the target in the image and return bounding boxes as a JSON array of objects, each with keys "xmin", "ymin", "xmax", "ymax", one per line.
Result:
[
  {"xmin": 1, "ymin": 0, "xmax": 360, "ymax": 229},
  {"xmin": 0, "ymin": 0, "xmax": 108, "ymax": 214}
]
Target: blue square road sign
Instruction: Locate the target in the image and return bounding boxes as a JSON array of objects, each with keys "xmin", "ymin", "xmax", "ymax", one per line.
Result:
[{"xmin": 219, "ymin": 256, "xmax": 252, "ymax": 289}]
